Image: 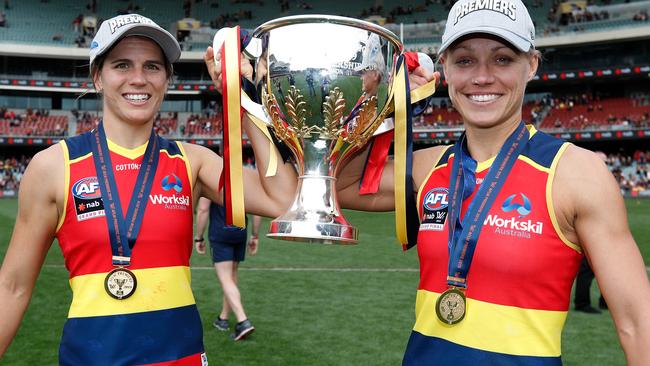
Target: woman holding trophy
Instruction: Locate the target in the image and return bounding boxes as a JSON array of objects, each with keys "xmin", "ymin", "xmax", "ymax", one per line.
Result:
[
  {"xmin": 207, "ymin": 2, "xmax": 649, "ymax": 363},
  {"xmin": 336, "ymin": 0, "xmax": 650, "ymax": 364},
  {"xmin": 0, "ymin": 13, "xmax": 295, "ymax": 364}
]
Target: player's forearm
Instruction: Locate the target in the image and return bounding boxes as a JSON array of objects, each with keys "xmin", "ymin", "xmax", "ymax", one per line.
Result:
[
  {"xmin": 619, "ymin": 315, "xmax": 650, "ymax": 366},
  {"xmin": 251, "ymin": 215, "xmax": 261, "ymax": 236},
  {"xmin": 0, "ymin": 277, "xmax": 32, "ymax": 357},
  {"xmin": 336, "ymin": 144, "xmax": 370, "ymax": 195},
  {"xmin": 195, "ymin": 210, "xmax": 209, "ymax": 238},
  {"xmin": 243, "ymin": 116, "xmax": 296, "ymax": 216},
  {"xmin": 622, "ymin": 335, "xmax": 650, "ymax": 365}
]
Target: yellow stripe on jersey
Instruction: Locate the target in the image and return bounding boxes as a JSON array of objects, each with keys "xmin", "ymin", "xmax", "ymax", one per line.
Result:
[
  {"xmin": 106, "ymin": 138, "xmax": 148, "ymax": 159},
  {"xmin": 175, "ymin": 142, "xmax": 194, "ymax": 199},
  {"xmin": 68, "ymin": 266, "xmax": 196, "ymax": 318},
  {"xmin": 68, "ymin": 151, "xmax": 93, "ymax": 165},
  {"xmin": 57, "ymin": 141, "xmax": 71, "ymax": 232},
  {"xmin": 416, "ymin": 146, "xmax": 452, "ymax": 220},
  {"xmin": 413, "ymin": 289, "xmax": 566, "ymax": 357},
  {"xmin": 519, "ymin": 155, "xmax": 552, "ymax": 173},
  {"xmin": 546, "ymin": 142, "xmax": 581, "ymax": 252}
]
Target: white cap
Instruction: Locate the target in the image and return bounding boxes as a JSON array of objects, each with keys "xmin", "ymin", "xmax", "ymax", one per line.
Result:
[
  {"xmin": 89, "ymin": 14, "xmax": 181, "ymax": 68},
  {"xmin": 438, "ymin": 0, "xmax": 535, "ymax": 55},
  {"xmin": 355, "ymin": 33, "xmax": 386, "ymax": 77}
]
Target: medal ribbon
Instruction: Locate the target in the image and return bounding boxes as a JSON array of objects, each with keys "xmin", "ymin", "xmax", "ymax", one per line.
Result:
[
  {"xmin": 91, "ymin": 121, "xmax": 160, "ymax": 266},
  {"xmin": 219, "ymin": 25, "xmax": 246, "ymax": 228},
  {"xmin": 446, "ymin": 122, "xmax": 529, "ymax": 288},
  {"xmin": 393, "ymin": 54, "xmax": 419, "ymax": 249}
]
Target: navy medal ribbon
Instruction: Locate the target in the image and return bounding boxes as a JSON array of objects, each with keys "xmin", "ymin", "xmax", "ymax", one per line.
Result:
[
  {"xmin": 446, "ymin": 122, "xmax": 529, "ymax": 288},
  {"xmin": 436, "ymin": 122, "xmax": 528, "ymax": 324},
  {"xmin": 91, "ymin": 121, "xmax": 160, "ymax": 266}
]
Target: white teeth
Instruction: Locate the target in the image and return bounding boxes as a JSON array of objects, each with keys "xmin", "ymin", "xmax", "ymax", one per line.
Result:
[
  {"xmin": 469, "ymin": 94, "xmax": 499, "ymax": 102},
  {"xmin": 124, "ymin": 94, "xmax": 149, "ymax": 102}
]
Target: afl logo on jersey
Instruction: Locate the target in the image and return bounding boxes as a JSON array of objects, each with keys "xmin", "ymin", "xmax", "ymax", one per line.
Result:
[
  {"xmin": 72, "ymin": 176, "xmax": 101, "ymax": 199},
  {"xmin": 423, "ymin": 188, "xmax": 449, "ymax": 211},
  {"xmin": 421, "ymin": 187, "xmax": 449, "ymax": 232},
  {"xmin": 72, "ymin": 176, "xmax": 105, "ymax": 221}
]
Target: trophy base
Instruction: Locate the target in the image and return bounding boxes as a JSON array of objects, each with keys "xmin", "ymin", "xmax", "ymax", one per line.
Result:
[{"xmin": 268, "ymin": 220, "xmax": 358, "ymax": 244}]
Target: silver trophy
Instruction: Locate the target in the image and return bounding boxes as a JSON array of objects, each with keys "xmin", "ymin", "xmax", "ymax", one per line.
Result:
[{"xmin": 241, "ymin": 15, "xmax": 403, "ymax": 244}]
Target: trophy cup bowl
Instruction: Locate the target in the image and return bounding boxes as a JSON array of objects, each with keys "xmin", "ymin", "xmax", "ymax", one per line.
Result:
[{"xmin": 249, "ymin": 15, "xmax": 402, "ymax": 244}]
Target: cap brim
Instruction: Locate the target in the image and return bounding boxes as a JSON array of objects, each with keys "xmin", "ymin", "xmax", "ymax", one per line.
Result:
[
  {"xmin": 120, "ymin": 26, "xmax": 181, "ymax": 63},
  {"xmin": 93, "ymin": 25, "xmax": 181, "ymax": 65},
  {"xmin": 438, "ymin": 26, "xmax": 532, "ymax": 55}
]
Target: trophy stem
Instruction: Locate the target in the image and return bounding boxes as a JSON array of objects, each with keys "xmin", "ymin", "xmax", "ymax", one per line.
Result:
[{"xmin": 267, "ymin": 175, "xmax": 358, "ymax": 244}]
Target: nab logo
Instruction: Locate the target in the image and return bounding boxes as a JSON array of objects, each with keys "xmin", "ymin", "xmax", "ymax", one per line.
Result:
[
  {"xmin": 161, "ymin": 174, "xmax": 182, "ymax": 193},
  {"xmin": 502, "ymin": 193, "xmax": 532, "ymax": 218},
  {"xmin": 72, "ymin": 177, "xmax": 101, "ymax": 199},
  {"xmin": 423, "ymin": 188, "xmax": 449, "ymax": 211}
]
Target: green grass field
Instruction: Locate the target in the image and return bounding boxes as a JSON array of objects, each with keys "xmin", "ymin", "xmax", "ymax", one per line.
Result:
[{"xmin": 0, "ymin": 198, "xmax": 648, "ymax": 365}]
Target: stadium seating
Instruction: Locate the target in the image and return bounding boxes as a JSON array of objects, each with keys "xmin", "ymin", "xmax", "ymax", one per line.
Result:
[
  {"xmin": 0, "ymin": 112, "xmax": 68, "ymax": 136},
  {"xmin": 540, "ymin": 97, "xmax": 650, "ymax": 130},
  {"xmin": 181, "ymin": 113, "xmax": 222, "ymax": 137},
  {"xmin": 2, "ymin": 0, "xmax": 648, "ymax": 48}
]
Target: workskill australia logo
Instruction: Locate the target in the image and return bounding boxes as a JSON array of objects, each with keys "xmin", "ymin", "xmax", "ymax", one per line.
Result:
[
  {"xmin": 501, "ymin": 193, "xmax": 531, "ymax": 218},
  {"xmin": 421, "ymin": 187, "xmax": 449, "ymax": 231},
  {"xmin": 161, "ymin": 174, "xmax": 183, "ymax": 192},
  {"xmin": 149, "ymin": 173, "xmax": 190, "ymax": 210},
  {"xmin": 484, "ymin": 192, "xmax": 543, "ymax": 238},
  {"xmin": 72, "ymin": 176, "xmax": 105, "ymax": 221}
]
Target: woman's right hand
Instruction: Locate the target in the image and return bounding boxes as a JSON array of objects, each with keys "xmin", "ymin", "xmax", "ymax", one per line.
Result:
[{"xmin": 203, "ymin": 46, "xmax": 256, "ymax": 94}]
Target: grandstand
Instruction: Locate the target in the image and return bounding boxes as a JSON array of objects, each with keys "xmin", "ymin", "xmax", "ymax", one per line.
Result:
[
  {"xmin": 0, "ymin": 0, "xmax": 649, "ymax": 194},
  {"xmin": 0, "ymin": 2, "xmax": 649, "ymax": 365}
]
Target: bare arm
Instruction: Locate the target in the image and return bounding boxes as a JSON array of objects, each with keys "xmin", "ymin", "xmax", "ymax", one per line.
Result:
[
  {"xmin": 337, "ymin": 68, "xmax": 440, "ymax": 211},
  {"xmin": 248, "ymin": 215, "xmax": 262, "ymax": 255},
  {"xmin": 337, "ymin": 144, "xmax": 448, "ymax": 212},
  {"xmin": 555, "ymin": 145, "xmax": 650, "ymax": 365},
  {"xmin": 189, "ymin": 46, "xmax": 297, "ymax": 218},
  {"xmin": 194, "ymin": 197, "xmax": 211, "ymax": 254},
  {"xmin": 0, "ymin": 146, "xmax": 61, "ymax": 356}
]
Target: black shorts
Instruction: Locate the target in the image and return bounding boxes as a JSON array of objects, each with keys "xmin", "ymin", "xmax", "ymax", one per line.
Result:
[{"xmin": 210, "ymin": 240, "xmax": 246, "ymax": 263}]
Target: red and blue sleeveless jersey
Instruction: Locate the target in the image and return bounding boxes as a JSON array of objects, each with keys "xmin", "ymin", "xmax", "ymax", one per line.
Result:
[
  {"xmin": 55, "ymin": 132, "xmax": 207, "ymax": 366},
  {"xmin": 404, "ymin": 126, "xmax": 582, "ymax": 365}
]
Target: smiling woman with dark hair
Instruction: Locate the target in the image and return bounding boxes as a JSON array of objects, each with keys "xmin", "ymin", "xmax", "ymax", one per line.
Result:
[{"xmin": 0, "ymin": 13, "xmax": 295, "ymax": 365}]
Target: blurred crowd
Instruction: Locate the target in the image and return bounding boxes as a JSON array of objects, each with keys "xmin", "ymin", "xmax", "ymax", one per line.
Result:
[
  {"xmin": 607, "ymin": 150, "xmax": 650, "ymax": 197},
  {"xmin": 0, "ymin": 155, "xmax": 30, "ymax": 193},
  {"xmin": 1, "ymin": 108, "xmax": 68, "ymax": 136},
  {"xmin": 1, "ymin": 150, "xmax": 648, "ymax": 197}
]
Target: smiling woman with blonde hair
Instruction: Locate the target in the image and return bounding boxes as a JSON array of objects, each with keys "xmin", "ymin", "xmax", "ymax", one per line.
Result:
[{"xmin": 336, "ymin": 0, "xmax": 650, "ymax": 364}]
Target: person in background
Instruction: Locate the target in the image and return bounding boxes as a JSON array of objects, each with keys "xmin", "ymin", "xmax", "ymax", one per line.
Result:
[
  {"xmin": 574, "ymin": 256, "xmax": 608, "ymax": 313},
  {"xmin": 195, "ymin": 197, "xmax": 262, "ymax": 341}
]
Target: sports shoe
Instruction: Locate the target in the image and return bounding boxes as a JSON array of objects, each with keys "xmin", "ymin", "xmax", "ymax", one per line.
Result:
[
  {"xmin": 213, "ymin": 317, "xmax": 229, "ymax": 331},
  {"xmin": 231, "ymin": 319, "xmax": 255, "ymax": 341}
]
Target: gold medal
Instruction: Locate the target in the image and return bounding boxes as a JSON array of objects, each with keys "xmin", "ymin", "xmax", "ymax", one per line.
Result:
[
  {"xmin": 104, "ymin": 267, "xmax": 137, "ymax": 300},
  {"xmin": 435, "ymin": 287, "xmax": 466, "ymax": 325}
]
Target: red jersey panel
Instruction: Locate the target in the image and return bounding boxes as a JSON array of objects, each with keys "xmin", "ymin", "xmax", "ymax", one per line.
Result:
[
  {"xmin": 54, "ymin": 132, "xmax": 206, "ymax": 366},
  {"xmin": 403, "ymin": 127, "xmax": 582, "ymax": 365}
]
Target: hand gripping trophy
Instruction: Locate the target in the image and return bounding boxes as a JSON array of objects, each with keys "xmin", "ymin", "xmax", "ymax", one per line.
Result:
[{"xmin": 216, "ymin": 15, "xmax": 435, "ymax": 245}]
